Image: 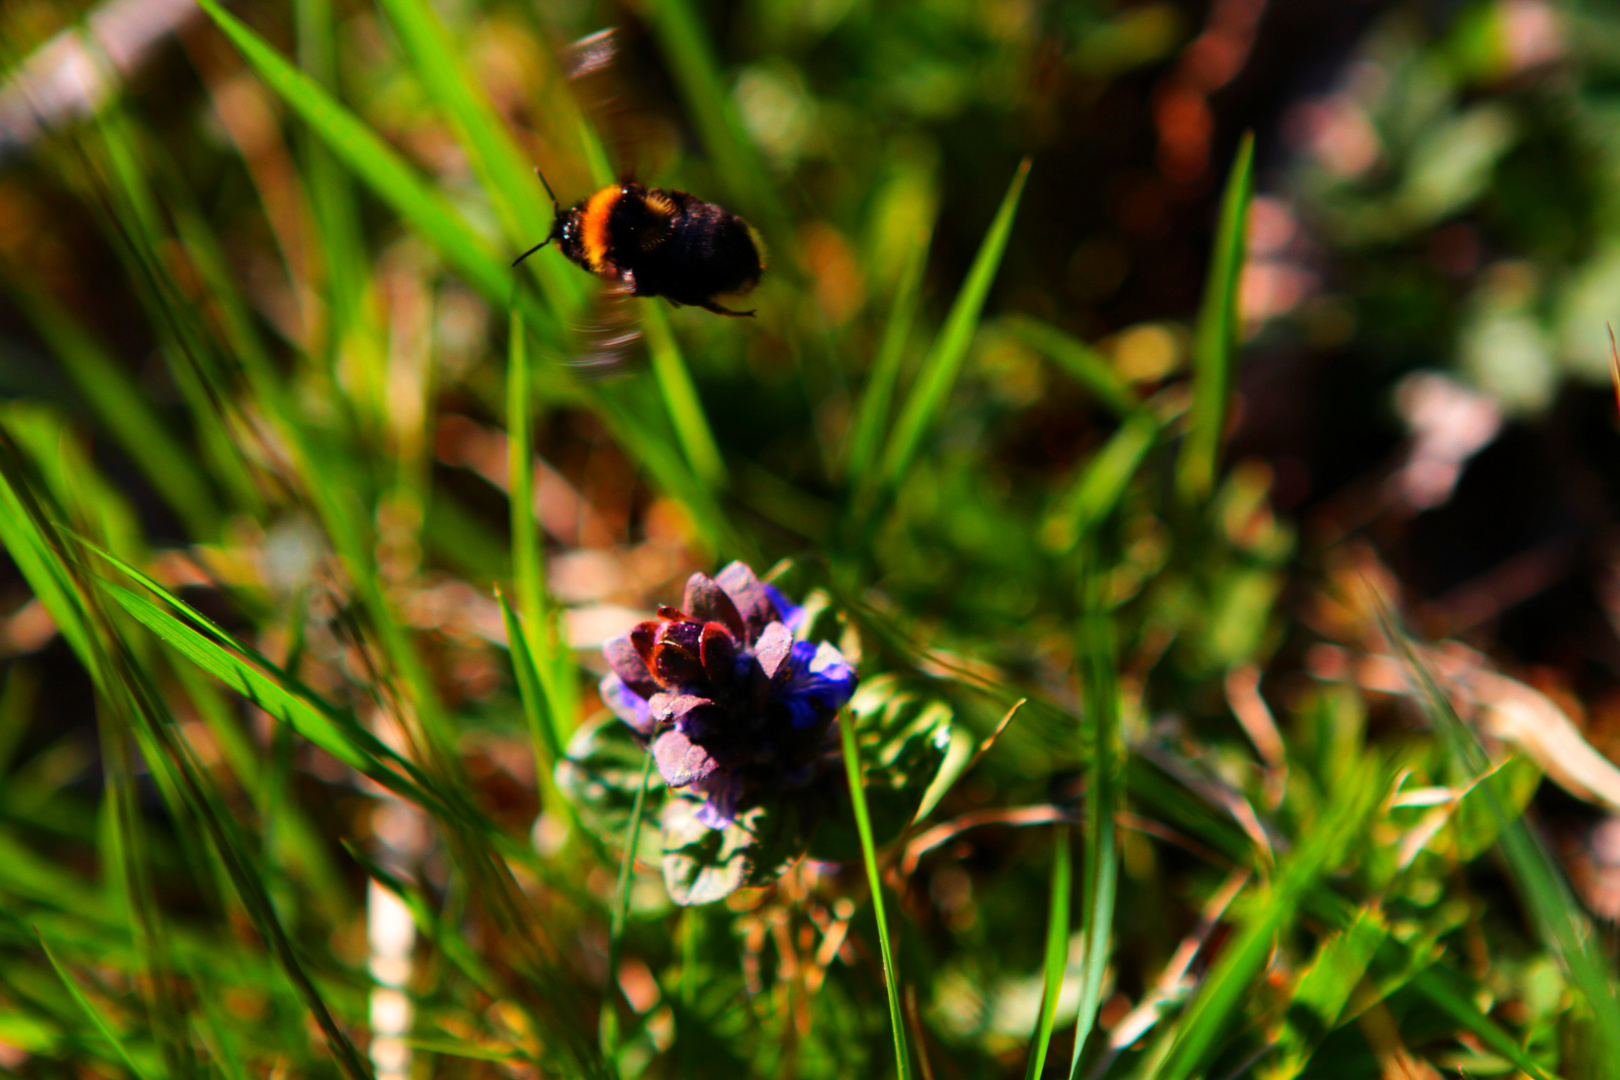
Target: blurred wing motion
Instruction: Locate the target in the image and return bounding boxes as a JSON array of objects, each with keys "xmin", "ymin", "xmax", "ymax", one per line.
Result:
[
  {"xmin": 566, "ymin": 282, "xmax": 642, "ymax": 376},
  {"xmin": 566, "ymin": 27, "xmax": 668, "ymax": 184}
]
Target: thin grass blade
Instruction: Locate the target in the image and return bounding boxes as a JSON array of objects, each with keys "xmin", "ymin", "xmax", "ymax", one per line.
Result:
[
  {"xmin": 881, "ymin": 158, "xmax": 1031, "ymax": 490},
  {"xmin": 1175, "ymin": 132, "xmax": 1254, "ymax": 506},
  {"xmin": 1068, "ymin": 557, "xmax": 1123, "ymax": 1079},
  {"xmin": 193, "ymin": 0, "xmax": 549, "ymax": 331},
  {"xmin": 841, "ymin": 711, "xmax": 914, "ymax": 1080},
  {"xmin": 373, "ymin": 0, "xmax": 581, "ymax": 315},
  {"xmin": 847, "ymin": 223, "xmax": 932, "ymax": 485},
  {"xmin": 641, "ymin": 303, "xmax": 726, "ymax": 488},
  {"xmin": 1146, "ymin": 756, "xmax": 1384, "ymax": 1080},
  {"xmin": 1044, "ymin": 408, "xmax": 1163, "ymax": 554},
  {"xmin": 1385, "ymin": 617, "xmax": 1620, "ymax": 1074},
  {"xmin": 36, "ymin": 930, "xmax": 156, "ymax": 1080},
  {"xmin": 1005, "ymin": 315, "xmax": 1140, "ymax": 419},
  {"xmin": 1024, "ymin": 824, "xmax": 1072, "ymax": 1080}
]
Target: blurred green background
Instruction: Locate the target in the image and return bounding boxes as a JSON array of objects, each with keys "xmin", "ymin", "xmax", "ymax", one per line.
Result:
[{"xmin": 5, "ymin": 0, "xmax": 1620, "ymax": 1076}]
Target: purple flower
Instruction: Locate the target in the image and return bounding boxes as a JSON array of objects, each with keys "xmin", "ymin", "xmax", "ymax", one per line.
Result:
[{"xmin": 599, "ymin": 562, "xmax": 857, "ymax": 829}]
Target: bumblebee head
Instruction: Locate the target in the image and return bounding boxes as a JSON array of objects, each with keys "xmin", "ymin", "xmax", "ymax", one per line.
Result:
[{"xmin": 511, "ymin": 167, "xmax": 567, "ymax": 268}]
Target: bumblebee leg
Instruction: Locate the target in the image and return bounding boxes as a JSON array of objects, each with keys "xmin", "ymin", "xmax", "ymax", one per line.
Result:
[{"xmin": 698, "ymin": 299, "xmax": 757, "ymax": 318}]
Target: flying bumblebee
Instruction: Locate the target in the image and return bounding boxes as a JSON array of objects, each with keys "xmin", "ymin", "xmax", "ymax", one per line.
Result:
[
  {"xmin": 512, "ymin": 27, "xmax": 764, "ymax": 348},
  {"xmin": 512, "ymin": 171, "xmax": 763, "ymax": 318}
]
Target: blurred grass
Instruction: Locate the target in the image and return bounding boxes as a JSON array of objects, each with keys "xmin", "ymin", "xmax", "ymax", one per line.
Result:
[{"xmin": 0, "ymin": 0, "xmax": 1616, "ymax": 1077}]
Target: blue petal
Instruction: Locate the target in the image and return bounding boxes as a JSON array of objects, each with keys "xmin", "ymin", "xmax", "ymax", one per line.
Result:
[
  {"xmin": 600, "ymin": 673, "xmax": 655, "ymax": 738},
  {"xmin": 776, "ymin": 641, "xmax": 857, "ymax": 727},
  {"xmin": 762, "ymin": 582, "xmax": 805, "ymax": 632},
  {"xmin": 694, "ymin": 773, "xmax": 743, "ymax": 829}
]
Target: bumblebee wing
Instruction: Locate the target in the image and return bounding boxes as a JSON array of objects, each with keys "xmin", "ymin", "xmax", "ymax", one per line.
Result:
[
  {"xmin": 566, "ymin": 281, "xmax": 643, "ymax": 376},
  {"xmin": 566, "ymin": 27, "xmax": 673, "ymax": 184}
]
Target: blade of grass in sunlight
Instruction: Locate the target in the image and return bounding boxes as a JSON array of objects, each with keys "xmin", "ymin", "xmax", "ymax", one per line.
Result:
[
  {"xmin": 1386, "ymin": 618, "xmax": 1620, "ymax": 1075},
  {"xmin": 641, "ymin": 303, "xmax": 726, "ymax": 488},
  {"xmin": 1004, "ymin": 315, "xmax": 1141, "ymax": 420},
  {"xmin": 373, "ymin": 0, "xmax": 582, "ymax": 315},
  {"xmin": 497, "ymin": 590, "xmax": 563, "ymax": 778},
  {"xmin": 0, "ymin": 442, "xmax": 373, "ymax": 1079},
  {"xmin": 1175, "ymin": 132, "xmax": 1253, "ymax": 506},
  {"xmin": 880, "ymin": 157, "xmax": 1031, "ymax": 491},
  {"xmin": 507, "ymin": 310, "xmax": 573, "ymax": 746},
  {"xmin": 1068, "ymin": 558, "xmax": 1123, "ymax": 1080},
  {"xmin": 1145, "ymin": 756, "xmax": 1384, "ymax": 1080},
  {"xmin": 841, "ymin": 712, "xmax": 914, "ymax": 1080},
  {"xmin": 193, "ymin": 0, "xmax": 554, "ymax": 335},
  {"xmin": 847, "ymin": 222, "xmax": 932, "ymax": 485},
  {"xmin": 37, "ymin": 930, "xmax": 156, "ymax": 1080},
  {"xmin": 1023, "ymin": 825, "xmax": 1072, "ymax": 1080},
  {"xmin": 1043, "ymin": 407, "xmax": 1164, "ymax": 554},
  {"xmin": 83, "ymin": 558, "xmax": 445, "ymax": 813}
]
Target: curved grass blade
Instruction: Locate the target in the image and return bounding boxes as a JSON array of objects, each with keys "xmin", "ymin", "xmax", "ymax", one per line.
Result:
[
  {"xmin": 1145, "ymin": 755, "xmax": 1383, "ymax": 1080},
  {"xmin": 372, "ymin": 0, "xmax": 582, "ymax": 315},
  {"xmin": 881, "ymin": 158, "xmax": 1031, "ymax": 490},
  {"xmin": 193, "ymin": 0, "xmax": 549, "ymax": 331},
  {"xmin": 847, "ymin": 222, "xmax": 932, "ymax": 486},
  {"xmin": 841, "ymin": 712, "xmax": 914, "ymax": 1080},
  {"xmin": 642, "ymin": 303, "xmax": 726, "ymax": 488},
  {"xmin": 1175, "ymin": 132, "xmax": 1253, "ymax": 506},
  {"xmin": 1004, "ymin": 315, "xmax": 1140, "ymax": 420},
  {"xmin": 1384, "ymin": 615, "xmax": 1620, "ymax": 1075},
  {"xmin": 1024, "ymin": 825, "xmax": 1072, "ymax": 1080},
  {"xmin": 36, "ymin": 930, "xmax": 155, "ymax": 1080},
  {"xmin": 1044, "ymin": 407, "xmax": 1164, "ymax": 554}
]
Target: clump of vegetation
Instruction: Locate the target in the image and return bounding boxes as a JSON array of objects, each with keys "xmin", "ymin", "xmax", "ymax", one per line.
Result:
[{"xmin": 2, "ymin": 1, "xmax": 1620, "ymax": 1078}]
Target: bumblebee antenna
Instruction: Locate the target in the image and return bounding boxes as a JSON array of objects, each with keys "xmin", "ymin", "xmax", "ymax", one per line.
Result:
[
  {"xmin": 534, "ymin": 166, "xmax": 561, "ymax": 211},
  {"xmin": 515, "ymin": 165, "xmax": 573, "ymax": 267},
  {"xmin": 512, "ymin": 237, "xmax": 549, "ymax": 267},
  {"xmin": 512, "ymin": 167, "xmax": 564, "ymax": 267}
]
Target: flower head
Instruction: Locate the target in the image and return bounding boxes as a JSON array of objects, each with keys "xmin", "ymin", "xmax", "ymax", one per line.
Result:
[{"xmin": 600, "ymin": 562, "xmax": 857, "ymax": 829}]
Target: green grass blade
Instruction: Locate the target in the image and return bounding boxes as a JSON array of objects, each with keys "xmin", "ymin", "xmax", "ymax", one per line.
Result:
[
  {"xmin": 881, "ymin": 158, "xmax": 1031, "ymax": 489},
  {"xmin": 846, "ymin": 224, "xmax": 931, "ymax": 485},
  {"xmin": 92, "ymin": 572, "xmax": 443, "ymax": 814},
  {"xmin": 497, "ymin": 589, "xmax": 563, "ymax": 775},
  {"xmin": 193, "ymin": 0, "xmax": 549, "ymax": 332},
  {"xmin": 508, "ymin": 313, "xmax": 546, "ymax": 707},
  {"xmin": 1147, "ymin": 756, "xmax": 1384, "ymax": 1080},
  {"xmin": 1004, "ymin": 315, "xmax": 1140, "ymax": 419},
  {"xmin": 642, "ymin": 304, "xmax": 726, "ymax": 488},
  {"xmin": 841, "ymin": 711, "xmax": 914, "ymax": 1080},
  {"xmin": 373, "ymin": 0, "xmax": 581, "ymax": 315},
  {"xmin": 603, "ymin": 753, "xmax": 655, "ymax": 1058},
  {"xmin": 1175, "ymin": 132, "xmax": 1254, "ymax": 506},
  {"xmin": 1068, "ymin": 560, "xmax": 1123, "ymax": 1079},
  {"xmin": 1024, "ymin": 825, "xmax": 1072, "ymax": 1080},
  {"xmin": 1407, "ymin": 968, "xmax": 1564, "ymax": 1080},
  {"xmin": 1044, "ymin": 408, "xmax": 1163, "ymax": 554},
  {"xmin": 1386, "ymin": 620, "xmax": 1620, "ymax": 1074},
  {"xmin": 36, "ymin": 930, "xmax": 155, "ymax": 1080},
  {"xmin": 2, "ymin": 275, "xmax": 216, "ymax": 535}
]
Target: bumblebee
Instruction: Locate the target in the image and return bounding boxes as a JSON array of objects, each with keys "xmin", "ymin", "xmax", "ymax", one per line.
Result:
[{"xmin": 513, "ymin": 172, "xmax": 763, "ymax": 318}]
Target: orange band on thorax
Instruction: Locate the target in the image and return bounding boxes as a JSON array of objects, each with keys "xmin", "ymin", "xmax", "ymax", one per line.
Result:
[{"xmin": 580, "ymin": 187, "xmax": 620, "ymax": 274}]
